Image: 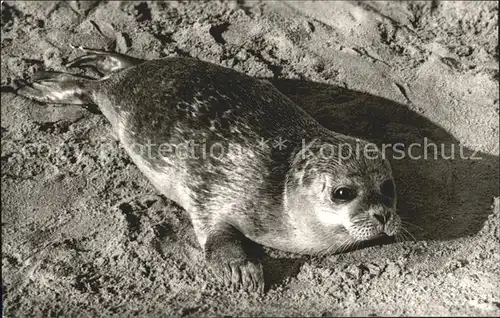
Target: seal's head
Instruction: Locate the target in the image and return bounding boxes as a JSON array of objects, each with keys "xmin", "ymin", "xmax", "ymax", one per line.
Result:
[{"xmin": 284, "ymin": 136, "xmax": 401, "ymax": 254}]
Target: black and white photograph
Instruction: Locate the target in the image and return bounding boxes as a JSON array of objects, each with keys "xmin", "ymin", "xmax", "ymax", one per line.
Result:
[{"xmin": 1, "ymin": 0, "xmax": 499, "ymax": 316}]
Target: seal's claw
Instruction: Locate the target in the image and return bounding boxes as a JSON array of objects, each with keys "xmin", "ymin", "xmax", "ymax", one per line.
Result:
[
  {"xmin": 230, "ymin": 263, "xmax": 241, "ymax": 291},
  {"xmin": 204, "ymin": 225, "xmax": 265, "ymax": 294},
  {"xmin": 239, "ymin": 260, "xmax": 264, "ymax": 293},
  {"xmin": 212, "ymin": 259, "xmax": 264, "ymax": 293}
]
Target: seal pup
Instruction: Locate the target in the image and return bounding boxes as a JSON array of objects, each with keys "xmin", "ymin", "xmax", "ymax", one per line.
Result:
[{"xmin": 16, "ymin": 49, "xmax": 401, "ymax": 293}]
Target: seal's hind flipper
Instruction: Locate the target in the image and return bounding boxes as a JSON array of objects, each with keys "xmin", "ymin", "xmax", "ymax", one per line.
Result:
[
  {"xmin": 16, "ymin": 71, "xmax": 92, "ymax": 105},
  {"xmin": 65, "ymin": 46, "xmax": 144, "ymax": 76}
]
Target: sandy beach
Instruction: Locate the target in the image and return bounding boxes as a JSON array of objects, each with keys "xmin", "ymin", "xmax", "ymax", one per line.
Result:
[{"xmin": 1, "ymin": 1, "xmax": 499, "ymax": 316}]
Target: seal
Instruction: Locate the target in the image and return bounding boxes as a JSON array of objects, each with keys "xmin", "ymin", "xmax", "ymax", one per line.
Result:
[{"xmin": 17, "ymin": 48, "xmax": 401, "ymax": 293}]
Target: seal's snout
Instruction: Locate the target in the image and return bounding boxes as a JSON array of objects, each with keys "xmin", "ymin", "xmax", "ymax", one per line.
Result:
[
  {"xmin": 372, "ymin": 209, "xmax": 391, "ymax": 225},
  {"xmin": 382, "ymin": 212, "xmax": 401, "ymax": 237},
  {"xmin": 367, "ymin": 203, "xmax": 400, "ymax": 232}
]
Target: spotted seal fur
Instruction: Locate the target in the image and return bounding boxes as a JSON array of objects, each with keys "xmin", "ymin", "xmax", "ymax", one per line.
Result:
[{"xmin": 16, "ymin": 48, "xmax": 401, "ymax": 293}]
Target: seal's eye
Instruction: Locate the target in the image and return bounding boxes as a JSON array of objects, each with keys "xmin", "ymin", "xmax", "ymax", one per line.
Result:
[
  {"xmin": 381, "ymin": 179, "xmax": 395, "ymax": 198},
  {"xmin": 332, "ymin": 187, "xmax": 357, "ymax": 202}
]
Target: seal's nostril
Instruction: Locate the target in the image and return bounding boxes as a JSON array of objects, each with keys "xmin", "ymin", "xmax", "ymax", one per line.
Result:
[{"xmin": 373, "ymin": 213, "xmax": 386, "ymax": 224}]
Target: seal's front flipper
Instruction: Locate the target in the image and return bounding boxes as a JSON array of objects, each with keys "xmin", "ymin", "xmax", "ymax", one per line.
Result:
[
  {"xmin": 204, "ymin": 224, "xmax": 265, "ymax": 294},
  {"xmin": 16, "ymin": 71, "xmax": 92, "ymax": 105},
  {"xmin": 66, "ymin": 46, "xmax": 144, "ymax": 76}
]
